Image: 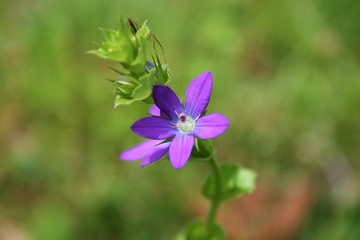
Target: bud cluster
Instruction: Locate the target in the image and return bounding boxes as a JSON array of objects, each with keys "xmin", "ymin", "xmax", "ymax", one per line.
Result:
[{"xmin": 88, "ymin": 18, "xmax": 171, "ymax": 108}]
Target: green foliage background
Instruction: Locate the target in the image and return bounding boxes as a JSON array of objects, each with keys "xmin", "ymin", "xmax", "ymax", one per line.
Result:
[{"xmin": 1, "ymin": 0, "xmax": 359, "ymax": 239}]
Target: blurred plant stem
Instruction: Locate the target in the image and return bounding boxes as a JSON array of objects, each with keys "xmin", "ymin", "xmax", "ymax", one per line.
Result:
[{"xmin": 206, "ymin": 155, "xmax": 222, "ymax": 228}]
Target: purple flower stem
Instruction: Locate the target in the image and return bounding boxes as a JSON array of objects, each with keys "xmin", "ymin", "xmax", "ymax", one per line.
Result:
[{"xmin": 206, "ymin": 155, "xmax": 222, "ymax": 228}]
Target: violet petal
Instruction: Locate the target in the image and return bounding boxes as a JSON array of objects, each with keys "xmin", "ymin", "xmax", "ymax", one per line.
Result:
[
  {"xmin": 149, "ymin": 104, "xmax": 168, "ymax": 118},
  {"xmin": 194, "ymin": 113, "xmax": 229, "ymax": 139},
  {"xmin": 185, "ymin": 72, "xmax": 213, "ymax": 118},
  {"xmin": 140, "ymin": 142, "xmax": 170, "ymax": 167},
  {"xmin": 149, "ymin": 104, "xmax": 161, "ymax": 116},
  {"xmin": 153, "ymin": 85, "xmax": 184, "ymax": 120},
  {"xmin": 169, "ymin": 134, "xmax": 194, "ymax": 169},
  {"xmin": 120, "ymin": 140, "xmax": 165, "ymax": 161},
  {"xmin": 131, "ymin": 116, "xmax": 176, "ymax": 139}
]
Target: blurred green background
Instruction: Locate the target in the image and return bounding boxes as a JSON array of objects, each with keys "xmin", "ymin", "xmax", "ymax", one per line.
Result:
[{"xmin": 1, "ymin": 0, "xmax": 359, "ymax": 239}]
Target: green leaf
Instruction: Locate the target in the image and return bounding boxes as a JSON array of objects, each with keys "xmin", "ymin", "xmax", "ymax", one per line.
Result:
[
  {"xmin": 177, "ymin": 221, "xmax": 225, "ymax": 240},
  {"xmin": 203, "ymin": 164, "xmax": 257, "ymax": 202}
]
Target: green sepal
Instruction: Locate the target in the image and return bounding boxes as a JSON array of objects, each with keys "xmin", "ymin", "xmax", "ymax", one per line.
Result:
[
  {"xmin": 136, "ymin": 20, "xmax": 150, "ymax": 39},
  {"xmin": 191, "ymin": 139, "xmax": 214, "ymax": 159},
  {"xmin": 126, "ymin": 21, "xmax": 151, "ymax": 73},
  {"xmin": 114, "ymin": 95, "xmax": 133, "ymax": 107},
  {"xmin": 88, "ymin": 19, "xmax": 151, "ymax": 74},
  {"xmin": 202, "ymin": 164, "xmax": 257, "ymax": 202},
  {"xmin": 142, "ymin": 94, "xmax": 154, "ymax": 104},
  {"xmin": 177, "ymin": 221, "xmax": 225, "ymax": 240},
  {"xmin": 113, "ymin": 68, "xmax": 156, "ymax": 108},
  {"xmin": 131, "ymin": 68, "xmax": 155, "ymax": 100},
  {"xmin": 88, "ymin": 19, "xmax": 134, "ymax": 63},
  {"xmin": 152, "ymin": 54, "xmax": 171, "ymax": 85},
  {"xmin": 126, "ymin": 36, "xmax": 147, "ymax": 73}
]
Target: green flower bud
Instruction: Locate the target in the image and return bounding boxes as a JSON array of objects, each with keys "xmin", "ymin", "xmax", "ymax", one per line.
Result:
[
  {"xmin": 113, "ymin": 68, "xmax": 156, "ymax": 108},
  {"xmin": 89, "ymin": 17, "xmax": 171, "ymax": 107},
  {"xmin": 88, "ymin": 19, "xmax": 150, "ymax": 73}
]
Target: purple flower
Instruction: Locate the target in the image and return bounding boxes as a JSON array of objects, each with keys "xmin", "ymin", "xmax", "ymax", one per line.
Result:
[
  {"xmin": 120, "ymin": 105, "xmax": 170, "ymax": 167},
  {"xmin": 130, "ymin": 72, "xmax": 229, "ymax": 169}
]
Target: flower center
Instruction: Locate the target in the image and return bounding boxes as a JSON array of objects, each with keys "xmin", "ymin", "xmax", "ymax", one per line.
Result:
[{"xmin": 176, "ymin": 113, "xmax": 195, "ymax": 134}]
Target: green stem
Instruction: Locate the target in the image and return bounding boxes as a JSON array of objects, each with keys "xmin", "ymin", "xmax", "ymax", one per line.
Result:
[{"xmin": 206, "ymin": 155, "xmax": 222, "ymax": 227}]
